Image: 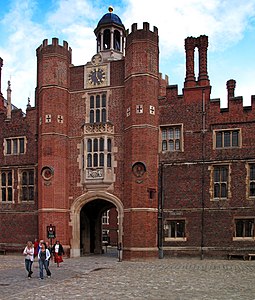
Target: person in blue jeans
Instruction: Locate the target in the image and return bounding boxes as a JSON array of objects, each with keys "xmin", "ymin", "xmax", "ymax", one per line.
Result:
[
  {"xmin": 38, "ymin": 242, "xmax": 51, "ymax": 279},
  {"xmin": 23, "ymin": 241, "xmax": 34, "ymax": 278}
]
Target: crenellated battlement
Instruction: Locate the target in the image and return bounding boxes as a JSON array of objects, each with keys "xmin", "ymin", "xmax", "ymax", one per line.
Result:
[
  {"xmin": 126, "ymin": 22, "xmax": 158, "ymax": 35},
  {"xmin": 126, "ymin": 22, "xmax": 158, "ymax": 46},
  {"xmin": 159, "ymin": 73, "xmax": 169, "ymax": 97},
  {"xmin": 36, "ymin": 37, "xmax": 72, "ymax": 58},
  {"xmin": 209, "ymin": 78, "xmax": 255, "ymax": 113},
  {"xmin": 210, "ymin": 95, "xmax": 255, "ymax": 112}
]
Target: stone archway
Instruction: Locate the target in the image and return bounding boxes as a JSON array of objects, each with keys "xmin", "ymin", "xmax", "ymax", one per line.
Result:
[{"xmin": 69, "ymin": 191, "xmax": 124, "ymax": 257}]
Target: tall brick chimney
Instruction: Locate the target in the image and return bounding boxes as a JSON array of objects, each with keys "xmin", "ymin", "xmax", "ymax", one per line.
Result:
[
  {"xmin": 226, "ymin": 79, "xmax": 236, "ymax": 99},
  {"xmin": 198, "ymin": 35, "xmax": 209, "ymax": 86},
  {"xmin": 184, "ymin": 35, "xmax": 210, "ymax": 88}
]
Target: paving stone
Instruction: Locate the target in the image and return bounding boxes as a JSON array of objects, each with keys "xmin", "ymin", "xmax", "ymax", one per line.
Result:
[{"xmin": 1, "ymin": 253, "xmax": 255, "ymax": 299}]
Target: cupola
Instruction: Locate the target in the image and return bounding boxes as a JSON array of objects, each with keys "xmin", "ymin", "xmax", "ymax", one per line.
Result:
[{"xmin": 94, "ymin": 6, "xmax": 126, "ymax": 61}]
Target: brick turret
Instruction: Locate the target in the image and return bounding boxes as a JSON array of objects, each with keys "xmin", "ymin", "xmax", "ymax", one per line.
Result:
[
  {"xmin": 36, "ymin": 38, "xmax": 71, "ymax": 245},
  {"xmin": 123, "ymin": 22, "xmax": 159, "ymax": 259}
]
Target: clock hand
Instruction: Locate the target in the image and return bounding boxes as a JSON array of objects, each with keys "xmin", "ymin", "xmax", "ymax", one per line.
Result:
[{"xmin": 95, "ymin": 71, "xmax": 100, "ymax": 82}]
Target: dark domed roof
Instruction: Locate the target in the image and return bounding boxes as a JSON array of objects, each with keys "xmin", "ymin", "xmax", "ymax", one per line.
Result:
[
  {"xmin": 94, "ymin": 7, "xmax": 125, "ymax": 34},
  {"xmin": 98, "ymin": 12, "xmax": 124, "ymax": 27}
]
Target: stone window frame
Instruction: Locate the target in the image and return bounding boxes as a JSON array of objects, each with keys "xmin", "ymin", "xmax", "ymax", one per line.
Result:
[
  {"xmin": 160, "ymin": 124, "xmax": 183, "ymax": 153},
  {"xmin": 233, "ymin": 217, "xmax": 255, "ymax": 241},
  {"xmin": 19, "ymin": 168, "xmax": 35, "ymax": 202},
  {"xmin": 246, "ymin": 162, "xmax": 255, "ymax": 200},
  {"xmin": 86, "ymin": 137, "xmax": 112, "ymax": 169},
  {"xmin": 0, "ymin": 169, "xmax": 14, "ymax": 203},
  {"xmin": 102, "ymin": 229, "xmax": 110, "ymax": 244},
  {"xmin": 4, "ymin": 136, "xmax": 26, "ymax": 155},
  {"xmin": 102, "ymin": 210, "xmax": 110, "ymax": 225},
  {"xmin": 213, "ymin": 128, "xmax": 241, "ymax": 149},
  {"xmin": 209, "ymin": 164, "xmax": 231, "ymax": 201},
  {"xmin": 164, "ymin": 219, "xmax": 187, "ymax": 241},
  {"xmin": 88, "ymin": 93, "xmax": 107, "ymax": 124}
]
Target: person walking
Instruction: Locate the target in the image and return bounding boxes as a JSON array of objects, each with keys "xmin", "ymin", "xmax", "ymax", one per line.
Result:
[
  {"xmin": 23, "ymin": 241, "xmax": 34, "ymax": 278},
  {"xmin": 45, "ymin": 241, "xmax": 52, "ymax": 265},
  {"xmin": 52, "ymin": 240, "xmax": 64, "ymax": 267},
  {"xmin": 33, "ymin": 238, "xmax": 39, "ymax": 258},
  {"xmin": 38, "ymin": 242, "xmax": 51, "ymax": 279}
]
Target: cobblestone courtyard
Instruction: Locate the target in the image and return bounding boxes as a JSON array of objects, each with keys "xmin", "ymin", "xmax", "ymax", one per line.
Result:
[{"xmin": 1, "ymin": 252, "xmax": 255, "ymax": 299}]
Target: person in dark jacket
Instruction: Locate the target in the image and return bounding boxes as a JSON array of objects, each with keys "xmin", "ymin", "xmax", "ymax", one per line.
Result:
[
  {"xmin": 52, "ymin": 241, "xmax": 64, "ymax": 267},
  {"xmin": 38, "ymin": 242, "xmax": 51, "ymax": 279}
]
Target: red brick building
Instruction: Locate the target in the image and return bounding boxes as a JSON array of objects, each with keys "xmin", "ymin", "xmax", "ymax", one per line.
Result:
[{"xmin": 1, "ymin": 8, "xmax": 255, "ymax": 259}]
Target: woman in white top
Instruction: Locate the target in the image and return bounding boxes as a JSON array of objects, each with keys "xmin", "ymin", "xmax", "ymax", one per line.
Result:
[{"xmin": 23, "ymin": 241, "xmax": 34, "ymax": 278}]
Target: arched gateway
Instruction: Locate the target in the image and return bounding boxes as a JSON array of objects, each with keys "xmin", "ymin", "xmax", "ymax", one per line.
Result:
[{"xmin": 70, "ymin": 191, "xmax": 123, "ymax": 257}]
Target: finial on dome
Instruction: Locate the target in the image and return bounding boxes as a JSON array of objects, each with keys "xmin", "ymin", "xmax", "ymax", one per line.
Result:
[{"xmin": 108, "ymin": 6, "xmax": 113, "ymax": 13}]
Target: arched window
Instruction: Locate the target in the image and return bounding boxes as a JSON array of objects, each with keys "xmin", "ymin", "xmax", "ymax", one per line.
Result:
[
  {"xmin": 90, "ymin": 110, "xmax": 94, "ymax": 123},
  {"xmin": 21, "ymin": 170, "xmax": 34, "ymax": 201},
  {"xmin": 89, "ymin": 94, "xmax": 107, "ymax": 123},
  {"xmin": 93, "ymin": 139, "xmax": 98, "ymax": 152},
  {"xmin": 87, "ymin": 154, "xmax": 92, "ymax": 167},
  {"xmin": 97, "ymin": 34, "xmax": 101, "ymax": 52},
  {"xmin": 107, "ymin": 139, "xmax": 111, "ymax": 152},
  {"xmin": 96, "ymin": 95, "xmax": 100, "ymax": 108},
  {"xmin": 107, "ymin": 139, "xmax": 112, "ymax": 168},
  {"xmin": 162, "ymin": 140, "xmax": 167, "ymax": 151},
  {"xmin": 96, "ymin": 109, "xmax": 100, "ymax": 122},
  {"xmin": 102, "ymin": 94, "xmax": 106, "ymax": 107},
  {"xmin": 100, "ymin": 138, "xmax": 104, "ymax": 151},
  {"xmin": 114, "ymin": 30, "xmax": 120, "ymax": 51},
  {"xmin": 90, "ymin": 96, "xmax": 94, "ymax": 108},
  {"xmin": 100, "ymin": 153, "xmax": 104, "ymax": 166},
  {"xmin": 102, "ymin": 108, "xmax": 106, "ymax": 123},
  {"xmin": 103, "ymin": 29, "xmax": 111, "ymax": 49},
  {"xmin": 107, "ymin": 154, "xmax": 111, "ymax": 167},
  {"xmin": 22, "ymin": 171, "xmax": 27, "ymax": 185},
  {"xmin": 93, "ymin": 153, "xmax": 98, "ymax": 167},
  {"xmin": 87, "ymin": 139, "xmax": 92, "ymax": 152}
]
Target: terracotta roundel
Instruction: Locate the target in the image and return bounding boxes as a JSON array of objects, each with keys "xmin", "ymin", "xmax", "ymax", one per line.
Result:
[
  {"xmin": 41, "ymin": 166, "xmax": 54, "ymax": 181},
  {"xmin": 132, "ymin": 162, "xmax": 146, "ymax": 177}
]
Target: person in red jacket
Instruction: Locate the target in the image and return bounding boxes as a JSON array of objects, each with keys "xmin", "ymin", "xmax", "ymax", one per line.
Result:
[
  {"xmin": 33, "ymin": 238, "xmax": 39, "ymax": 258},
  {"xmin": 52, "ymin": 241, "xmax": 64, "ymax": 267}
]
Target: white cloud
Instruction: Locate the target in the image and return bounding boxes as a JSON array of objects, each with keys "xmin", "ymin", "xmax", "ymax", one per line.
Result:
[
  {"xmin": 46, "ymin": 0, "xmax": 95, "ymax": 28},
  {"xmin": 123, "ymin": 0, "xmax": 255, "ymax": 53},
  {"xmin": 1, "ymin": 0, "xmax": 255, "ymax": 110},
  {"xmin": 1, "ymin": 0, "xmax": 46, "ymax": 109}
]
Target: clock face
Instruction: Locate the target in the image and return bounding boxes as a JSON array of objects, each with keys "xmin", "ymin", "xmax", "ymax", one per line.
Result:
[{"xmin": 88, "ymin": 68, "xmax": 106, "ymax": 86}]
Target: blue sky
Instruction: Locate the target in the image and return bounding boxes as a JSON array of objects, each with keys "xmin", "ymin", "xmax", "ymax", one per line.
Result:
[{"xmin": 1, "ymin": 0, "xmax": 255, "ymax": 111}]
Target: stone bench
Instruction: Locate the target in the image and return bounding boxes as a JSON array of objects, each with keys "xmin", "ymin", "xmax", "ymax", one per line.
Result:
[
  {"xmin": 228, "ymin": 253, "xmax": 246, "ymax": 260},
  {"xmin": 248, "ymin": 254, "xmax": 255, "ymax": 261}
]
